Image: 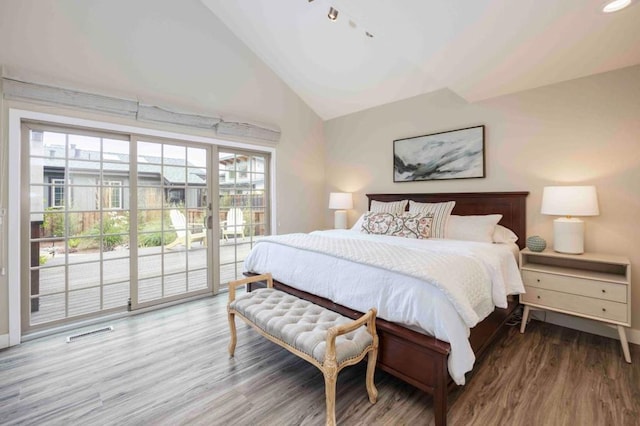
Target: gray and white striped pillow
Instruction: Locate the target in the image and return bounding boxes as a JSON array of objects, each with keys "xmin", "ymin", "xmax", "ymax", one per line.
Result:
[
  {"xmin": 370, "ymin": 199, "xmax": 408, "ymax": 214},
  {"xmin": 408, "ymin": 200, "xmax": 455, "ymax": 239}
]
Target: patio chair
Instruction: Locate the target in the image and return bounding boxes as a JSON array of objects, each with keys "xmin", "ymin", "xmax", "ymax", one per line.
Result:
[
  {"xmin": 165, "ymin": 209, "xmax": 207, "ymax": 249},
  {"xmin": 222, "ymin": 207, "xmax": 245, "ymax": 241}
]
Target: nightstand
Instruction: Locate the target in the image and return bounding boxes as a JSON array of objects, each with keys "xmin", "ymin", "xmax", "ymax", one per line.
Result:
[{"xmin": 519, "ymin": 248, "xmax": 632, "ymax": 363}]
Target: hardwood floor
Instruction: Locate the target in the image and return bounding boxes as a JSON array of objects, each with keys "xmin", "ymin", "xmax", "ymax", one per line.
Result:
[{"xmin": 1, "ymin": 294, "xmax": 638, "ymax": 425}]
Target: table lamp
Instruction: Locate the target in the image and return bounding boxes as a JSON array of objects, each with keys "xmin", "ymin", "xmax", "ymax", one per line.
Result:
[
  {"xmin": 541, "ymin": 186, "xmax": 599, "ymax": 254},
  {"xmin": 328, "ymin": 192, "xmax": 353, "ymax": 229}
]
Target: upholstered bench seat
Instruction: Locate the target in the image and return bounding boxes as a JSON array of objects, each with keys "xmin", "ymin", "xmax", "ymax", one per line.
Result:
[
  {"xmin": 231, "ymin": 287, "xmax": 374, "ymax": 364},
  {"xmin": 228, "ymin": 273, "xmax": 378, "ymax": 426}
]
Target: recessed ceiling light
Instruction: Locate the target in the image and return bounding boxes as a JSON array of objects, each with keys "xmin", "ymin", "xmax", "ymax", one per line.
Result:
[
  {"xmin": 328, "ymin": 7, "xmax": 339, "ymax": 21},
  {"xmin": 602, "ymin": 0, "xmax": 632, "ymax": 13}
]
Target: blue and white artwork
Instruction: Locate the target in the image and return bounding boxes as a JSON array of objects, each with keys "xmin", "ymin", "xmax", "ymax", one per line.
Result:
[{"xmin": 393, "ymin": 125, "xmax": 485, "ymax": 182}]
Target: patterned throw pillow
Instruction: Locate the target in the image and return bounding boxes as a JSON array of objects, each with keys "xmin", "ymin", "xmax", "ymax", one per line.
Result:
[{"xmin": 361, "ymin": 212, "xmax": 433, "ymax": 239}]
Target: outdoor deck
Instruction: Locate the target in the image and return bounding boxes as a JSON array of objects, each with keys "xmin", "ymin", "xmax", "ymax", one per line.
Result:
[{"xmin": 30, "ymin": 238, "xmax": 255, "ymax": 327}]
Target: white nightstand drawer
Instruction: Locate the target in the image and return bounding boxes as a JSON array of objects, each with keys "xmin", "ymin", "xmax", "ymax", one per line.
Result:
[
  {"xmin": 521, "ymin": 287, "xmax": 627, "ymax": 323},
  {"xmin": 521, "ymin": 270, "xmax": 627, "ymax": 303}
]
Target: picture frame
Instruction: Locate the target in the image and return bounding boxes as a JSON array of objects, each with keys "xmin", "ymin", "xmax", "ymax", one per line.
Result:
[{"xmin": 393, "ymin": 125, "xmax": 485, "ymax": 182}]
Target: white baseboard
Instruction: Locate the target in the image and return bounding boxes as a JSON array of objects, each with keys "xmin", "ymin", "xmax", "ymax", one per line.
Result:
[
  {"xmin": 531, "ymin": 311, "xmax": 640, "ymax": 345},
  {"xmin": 0, "ymin": 334, "xmax": 8, "ymax": 349}
]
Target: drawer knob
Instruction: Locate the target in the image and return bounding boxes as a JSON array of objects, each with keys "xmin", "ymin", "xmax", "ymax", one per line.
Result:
[
  {"xmin": 536, "ymin": 279, "xmax": 540, "ymax": 283},
  {"xmin": 602, "ymin": 289, "xmax": 606, "ymax": 293},
  {"xmin": 537, "ymin": 295, "xmax": 541, "ymax": 299},
  {"xmin": 602, "ymin": 308, "xmax": 607, "ymax": 312}
]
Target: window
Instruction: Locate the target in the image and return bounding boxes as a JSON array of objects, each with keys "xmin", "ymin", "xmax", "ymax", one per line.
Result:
[
  {"xmin": 51, "ymin": 179, "xmax": 65, "ymax": 208},
  {"xmin": 104, "ymin": 180, "xmax": 123, "ymax": 209}
]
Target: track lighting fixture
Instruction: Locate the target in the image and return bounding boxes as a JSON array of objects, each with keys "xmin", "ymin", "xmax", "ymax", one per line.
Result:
[
  {"xmin": 328, "ymin": 7, "xmax": 338, "ymax": 21},
  {"xmin": 602, "ymin": 0, "xmax": 632, "ymax": 13}
]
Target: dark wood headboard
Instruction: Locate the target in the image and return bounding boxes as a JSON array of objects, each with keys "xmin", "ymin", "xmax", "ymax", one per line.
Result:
[{"xmin": 367, "ymin": 192, "xmax": 529, "ymax": 249}]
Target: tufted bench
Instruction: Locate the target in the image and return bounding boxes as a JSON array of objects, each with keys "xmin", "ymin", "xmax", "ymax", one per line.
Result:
[{"xmin": 228, "ymin": 273, "xmax": 378, "ymax": 426}]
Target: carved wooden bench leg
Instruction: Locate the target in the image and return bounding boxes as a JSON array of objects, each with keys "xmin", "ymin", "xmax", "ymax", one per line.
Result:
[
  {"xmin": 228, "ymin": 311, "xmax": 237, "ymax": 357},
  {"xmin": 366, "ymin": 345, "xmax": 378, "ymax": 404},
  {"xmin": 323, "ymin": 365, "xmax": 338, "ymax": 426}
]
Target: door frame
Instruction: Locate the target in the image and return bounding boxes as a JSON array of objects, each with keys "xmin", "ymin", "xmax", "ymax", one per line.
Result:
[{"xmin": 7, "ymin": 108, "xmax": 277, "ymax": 346}]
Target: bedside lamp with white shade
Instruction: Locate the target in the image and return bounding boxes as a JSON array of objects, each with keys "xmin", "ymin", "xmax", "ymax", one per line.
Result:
[
  {"xmin": 541, "ymin": 186, "xmax": 599, "ymax": 254},
  {"xmin": 328, "ymin": 192, "xmax": 353, "ymax": 229}
]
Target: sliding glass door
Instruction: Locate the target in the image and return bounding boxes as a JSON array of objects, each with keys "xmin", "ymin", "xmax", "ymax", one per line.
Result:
[
  {"xmin": 132, "ymin": 139, "xmax": 212, "ymax": 309},
  {"xmin": 218, "ymin": 149, "xmax": 270, "ymax": 288},
  {"xmin": 25, "ymin": 125, "xmax": 133, "ymax": 328},
  {"xmin": 23, "ymin": 125, "xmax": 214, "ymax": 331},
  {"xmin": 22, "ymin": 122, "xmax": 270, "ymax": 332}
]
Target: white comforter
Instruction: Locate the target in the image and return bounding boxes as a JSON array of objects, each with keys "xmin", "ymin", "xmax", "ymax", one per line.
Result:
[{"xmin": 243, "ymin": 230, "xmax": 524, "ymax": 385}]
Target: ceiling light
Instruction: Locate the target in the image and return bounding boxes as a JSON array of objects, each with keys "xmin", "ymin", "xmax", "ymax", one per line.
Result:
[
  {"xmin": 602, "ymin": 0, "xmax": 632, "ymax": 13},
  {"xmin": 328, "ymin": 7, "xmax": 339, "ymax": 21}
]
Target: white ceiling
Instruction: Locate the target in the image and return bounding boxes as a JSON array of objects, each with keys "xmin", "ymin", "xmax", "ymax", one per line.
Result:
[{"xmin": 200, "ymin": 0, "xmax": 640, "ymax": 120}]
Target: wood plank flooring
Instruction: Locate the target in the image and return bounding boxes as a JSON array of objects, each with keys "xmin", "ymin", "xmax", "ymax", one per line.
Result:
[{"xmin": 1, "ymin": 294, "xmax": 638, "ymax": 425}]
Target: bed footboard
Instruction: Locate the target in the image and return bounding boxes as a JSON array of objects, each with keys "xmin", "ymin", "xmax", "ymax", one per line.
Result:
[{"xmin": 246, "ymin": 277, "xmax": 518, "ymax": 426}]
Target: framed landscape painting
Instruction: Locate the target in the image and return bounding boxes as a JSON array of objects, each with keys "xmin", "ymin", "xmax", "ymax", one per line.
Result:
[{"xmin": 393, "ymin": 125, "xmax": 485, "ymax": 182}]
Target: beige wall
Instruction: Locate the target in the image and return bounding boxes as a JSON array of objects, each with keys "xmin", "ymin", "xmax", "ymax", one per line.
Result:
[
  {"xmin": 0, "ymin": 0, "xmax": 325, "ymax": 339},
  {"xmin": 324, "ymin": 65, "xmax": 640, "ymax": 336}
]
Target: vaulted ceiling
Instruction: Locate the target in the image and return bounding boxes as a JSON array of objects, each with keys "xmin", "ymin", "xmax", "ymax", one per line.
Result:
[{"xmin": 201, "ymin": 0, "xmax": 640, "ymax": 120}]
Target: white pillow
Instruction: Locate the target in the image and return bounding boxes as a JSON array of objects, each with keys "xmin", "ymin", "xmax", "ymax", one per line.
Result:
[
  {"xmin": 370, "ymin": 199, "xmax": 408, "ymax": 214},
  {"xmin": 351, "ymin": 213, "xmax": 366, "ymax": 231},
  {"xmin": 446, "ymin": 214, "xmax": 503, "ymax": 243},
  {"xmin": 493, "ymin": 224, "xmax": 518, "ymax": 244},
  {"xmin": 408, "ymin": 200, "xmax": 455, "ymax": 239}
]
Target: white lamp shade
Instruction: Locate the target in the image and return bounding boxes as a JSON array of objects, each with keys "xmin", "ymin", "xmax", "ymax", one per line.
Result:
[
  {"xmin": 541, "ymin": 186, "xmax": 599, "ymax": 217},
  {"xmin": 328, "ymin": 192, "xmax": 353, "ymax": 210}
]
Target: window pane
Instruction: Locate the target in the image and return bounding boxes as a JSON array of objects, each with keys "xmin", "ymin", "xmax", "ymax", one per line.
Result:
[
  {"xmin": 138, "ymin": 254, "xmax": 162, "ymax": 280},
  {"xmin": 163, "ymin": 144, "xmax": 186, "ymax": 166},
  {"xmin": 138, "ymin": 142, "xmax": 162, "ymax": 163},
  {"xmin": 68, "ymin": 186, "xmax": 100, "ymax": 211},
  {"xmin": 164, "ymin": 166, "xmax": 186, "ymax": 186},
  {"xmin": 68, "ymin": 287, "xmax": 101, "ymax": 317},
  {"xmin": 138, "ymin": 277, "xmax": 162, "ymax": 303},
  {"xmin": 103, "ymin": 139, "xmax": 129, "ymax": 162},
  {"xmin": 103, "ymin": 282, "xmax": 129, "ymax": 309},
  {"xmin": 138, "ymin": 164, "xmax": 163, "ymax": 185},
  {"xmin": 69, "ymin": 262, "xmax": 101, "ymax": 290},
  {"xmin": 138, "ymin": 187, "xmax": 164, "ymax": 209},
  {"xmin": 165, "ymin": 272, "xmax": 187, "ymax": 296},
  {"xmin": 188, "ymin": 269, "xmax": 207, "ymax": 292},
  {"xmin": 35, "ymin": 265, "xmax": 65, "ymax": 295},
  {"xmin": 187, "ymin": 147, "xmax": 206, "ymax": 168}
]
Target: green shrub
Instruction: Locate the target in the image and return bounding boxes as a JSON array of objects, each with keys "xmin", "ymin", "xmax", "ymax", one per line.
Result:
[
  {"xmin": 43, "ymin": 208, "xmax": 65, "ymax": 237},
  {"xmin": 84, "ymin": 212, "xmax": 130, "ymax": 251},
  {"xmin": 139, "ymin": 230, "xmax": 177, "ymax": 247},
  {"xmin": 138, "ymin": 219, "xmax": 177, "ymax": 247}
]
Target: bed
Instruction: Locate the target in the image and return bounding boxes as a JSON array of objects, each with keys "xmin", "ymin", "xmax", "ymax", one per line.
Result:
[{"xmin": 244, "ymin": 191, "xmax": 528, "ymax": 426}]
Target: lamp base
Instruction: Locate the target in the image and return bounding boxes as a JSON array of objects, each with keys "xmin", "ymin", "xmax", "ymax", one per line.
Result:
[
  {"xmin": 334, "ymin": 210, "xmax": 347, "ymax": 229},
  {"xmin": 553, "ymin": 217, "xmax": 584, "ymax": 254}
]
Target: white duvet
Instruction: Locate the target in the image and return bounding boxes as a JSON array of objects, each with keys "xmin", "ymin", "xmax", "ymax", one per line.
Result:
[{"xmin": 243, "ymin": 229, "xmax": 524, "ymax": 385}]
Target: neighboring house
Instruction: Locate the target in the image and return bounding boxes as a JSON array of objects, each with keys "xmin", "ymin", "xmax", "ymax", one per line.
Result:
[
  {"xmin": 218, "ymin": 152, "xmax": 265, "ymax": 192},
  {"xmin": 39, "ymin": 145, "xmax": 264, "ymax": 211},
  {"xmin": 39, "ymin": 143, "xmax": 208, "ymax": 211}
]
